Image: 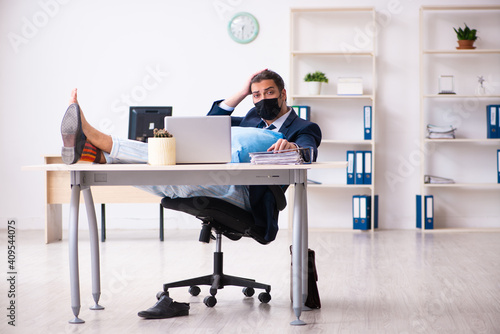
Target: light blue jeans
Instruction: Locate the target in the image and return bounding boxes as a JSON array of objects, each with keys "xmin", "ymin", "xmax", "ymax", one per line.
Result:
[{"xmin": 103, "ymin": 136, "xmax": 251, "ymax": 211}]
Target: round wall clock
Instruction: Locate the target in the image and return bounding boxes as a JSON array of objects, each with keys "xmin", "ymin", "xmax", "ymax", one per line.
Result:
[{"xmin": 228, "ymin": 12, "xmax": 259, "ymax": 44}]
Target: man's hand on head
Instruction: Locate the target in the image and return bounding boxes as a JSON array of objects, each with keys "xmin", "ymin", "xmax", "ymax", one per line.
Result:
[
  {"xmin": 268, "ymin": 139, "xmax": 298, "ymax": 152},
  {"xmin": 244, "ymin": 69, "xmax": 268, "ymax": 95}
]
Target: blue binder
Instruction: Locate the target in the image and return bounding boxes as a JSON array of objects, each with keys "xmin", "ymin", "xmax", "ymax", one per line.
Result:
[
  {"xmin": 363, "ymin": 151, "xmax": 372, "ymax": 185},
  {"xmin": 424, "ymin": 195, "xmax": 434, "ymax": 229},
  {"xmin": 356, "ymin": 195, "xmax": 369, "ymax": 230},
  {"xmin": 354, "ymin": 195, "xmax": 378, "ymax": 230},
  {"xmin": 352, "ymin": 195, "xmax": 361, "ymax": 228},
  {"xmin": 497, "ymin": 149, "xmax": 500, "ymax": 183},
  {"xmin": 299, "ymin": 106, "xmax": 311, "ymax": 121},
  {"xmin": 346, "ymin": 150, "xmax": 355, "ymax": 184},
  {"xmin": 486, "ymin": 105, "xmax": 499, "ymax": 139},
  {"xmin": 416, "ymin": 195, "xmax": 422, "ymax": 228},
  {"xmin": 364, "ymin": 106, "xmax": 372, "ymax": 140},
  {"xmin": 355, "ymin": 151, "xmax": 364, "ymax": 184},
  {"xmin": 416, "ymin": 195, "xmax": 433, "ymax": 229}
]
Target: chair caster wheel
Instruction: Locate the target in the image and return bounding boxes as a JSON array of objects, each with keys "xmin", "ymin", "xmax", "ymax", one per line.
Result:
[
  {"xmin": 156, "ymin": 290, "xmax": 169, "ymax": 300},
  {"xmin": 189, "ymin": 286, "xmax": 201, "ymax": 296},
  {"xmin": 242, "ymin": 287, "xmax": 255, "ymax": 297},
  {"xmin": 258, "ymin": 292, "xmax": 271, "ymax": 304},
  {"xmin": 204, "ymin": 295, "xmax": 217, "ymax": 307}
]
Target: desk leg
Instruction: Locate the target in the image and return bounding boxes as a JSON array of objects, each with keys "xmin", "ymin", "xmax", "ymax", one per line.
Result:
[
  {"xmin": 301, "ymin": 181, "xmax": 311, "ymax": 312},
  {"xmin": 46, "ymin": 204, "xmax": 63, "ymax": 244},
  {"xmin": 82, "ymin": 187, "xmax": 104, "ymax": 311},
  {"xmin": 291, "ymin": 182, "xmax": 306, "ymax": 326},
  {"xmin": 68, "ymin": 184, "xmax": 84, "ymax": 324}
]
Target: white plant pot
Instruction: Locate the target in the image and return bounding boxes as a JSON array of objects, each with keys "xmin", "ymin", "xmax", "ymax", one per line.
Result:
[
  {"xmin": 148, "ymin": 137, "xmax": 176, "ymax": 165},
  {"xmin": 306, "ymin": 81, "xmax": 322, "ymax": 95}
]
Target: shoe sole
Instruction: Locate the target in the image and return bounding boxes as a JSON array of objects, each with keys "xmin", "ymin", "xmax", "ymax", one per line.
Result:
[
  {"xmin": 61, "ymin": 103, "xmax": 85, "ymax": 164},
  {"xmin": 137, "ymin": 309, "xmax": 189, "ymax": 319}
]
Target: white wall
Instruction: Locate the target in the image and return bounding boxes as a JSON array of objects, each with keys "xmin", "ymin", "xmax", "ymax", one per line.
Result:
[{"xmin": 1, "ymin": 0, "xmax": 498, "ymax": 231}]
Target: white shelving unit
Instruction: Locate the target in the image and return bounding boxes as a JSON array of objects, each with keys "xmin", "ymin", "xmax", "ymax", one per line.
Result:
[
  {"xmin": 289, "ymin": 7, "xmax": 377, "ymax": 230},
  {"xmin": 419, "ymin": 5, "xmax": 500, "ymax": 229}
]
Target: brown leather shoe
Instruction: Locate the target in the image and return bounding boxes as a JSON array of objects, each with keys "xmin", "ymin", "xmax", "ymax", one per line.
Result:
[{"xmin": 61, "ymin": 103, "xmax": 86, "ymax": 165}]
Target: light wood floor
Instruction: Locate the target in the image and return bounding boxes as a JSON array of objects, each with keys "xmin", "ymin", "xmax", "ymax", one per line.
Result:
[{"xmin": 1, "ymin": 228, "xmax": 500, "ymax": 334}]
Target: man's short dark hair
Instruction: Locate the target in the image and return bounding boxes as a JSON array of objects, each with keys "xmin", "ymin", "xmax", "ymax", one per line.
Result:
[{"xmin": 251, "ymin": 70, "xmax": 285, "ymax": 92}]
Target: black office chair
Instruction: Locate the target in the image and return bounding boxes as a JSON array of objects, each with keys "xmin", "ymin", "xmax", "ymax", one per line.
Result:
[{"xmin": 157, "ymin": 185, "xmax": 286, "ymax": 307}]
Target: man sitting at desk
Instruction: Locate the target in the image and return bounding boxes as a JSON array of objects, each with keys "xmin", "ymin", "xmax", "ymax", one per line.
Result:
[
  {"xmin": 61, "ymin": 69, "xmax": 321, "ymax": 317},
  {"xmin": 62, "ymin": 69, "xmax": 321, "ymax": 219}
]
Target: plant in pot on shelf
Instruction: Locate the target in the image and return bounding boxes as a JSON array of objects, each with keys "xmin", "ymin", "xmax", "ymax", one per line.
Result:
[
  {"xmin": 454, "ymin": 23, "xmax": 477, "ymax": 50},
  {"xmin": 304, "ymin": 71, "xmax": 328, "ymax": 95},
  {"xmin": 148, "ymin": 128, "xmax": 176, "ymax": 165}
]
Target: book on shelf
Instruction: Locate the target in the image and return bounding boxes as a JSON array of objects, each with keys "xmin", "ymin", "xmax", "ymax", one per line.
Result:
[
  {"xmin": 292, "ymin": 105, "xmax": 310, "ymax": 121},
  {"xmin": 352, "ymin": 194, "xmax": 378, "ymax": 230},
  {"xmin": 347, "ymin": 150, "xmax": 372, "ymax": 185},
  {"xmin": 426, "ymin": 124, "xmax": 457, "ymax": 139},
  {"xmin": 416, "ymin": 195, "xmax": 434, "ymax": 229},
  {"xmin": 497, "ymin": 149, "xmax": 500, "ymax": 183},
  {"xmin": 364, "ymin": 106, "xmax": 372, "ymax": 140},
  {"xmin": 424, "ymin": 175, "xmax": 455, "ymax": 184},
  {"xmin": 486, "ymin": 105, "xmax": 499, "ymax": 139}
]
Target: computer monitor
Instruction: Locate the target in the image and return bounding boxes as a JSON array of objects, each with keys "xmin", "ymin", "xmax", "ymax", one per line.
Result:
[{"xmin": 128, "ymin": 106, "xmax": 173, "ymax": 142}]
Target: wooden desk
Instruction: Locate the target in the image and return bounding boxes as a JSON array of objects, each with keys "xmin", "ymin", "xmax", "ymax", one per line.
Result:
[{"xmin": 44, "ymin": 156, "xmax": 160, "ymax": 243}]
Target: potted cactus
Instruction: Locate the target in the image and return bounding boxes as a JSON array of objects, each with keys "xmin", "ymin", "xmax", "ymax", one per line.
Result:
[
  {"xmin": 304, "ymin": 71, "xmax": 329, "ymax": 95},
  {"xmin": 454, "ymin": 23, "xmax": 477, "ymax": 50},
  {"xmin": 148, "ymin": 128, "xmax": 176, "ymax": 165}
]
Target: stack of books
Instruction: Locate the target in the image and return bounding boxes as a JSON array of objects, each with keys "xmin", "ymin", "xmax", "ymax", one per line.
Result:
[{"xmin": 427, "ymin": 124, "xmax": 457, "ymax": 139}]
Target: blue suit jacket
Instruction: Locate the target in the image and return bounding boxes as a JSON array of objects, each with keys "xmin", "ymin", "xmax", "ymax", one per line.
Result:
[{"xmin": 207, "ymin": 100, "xmax": 322, "ymax": 242}]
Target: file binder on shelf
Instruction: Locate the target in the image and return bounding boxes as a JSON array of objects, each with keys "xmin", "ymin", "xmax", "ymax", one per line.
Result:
[
  {"xmin": 497, "ymin": 149, "xmax": 500, "ymax": 183},
  {"xmin": 359, "ymin": 195, "xmax": 368, "ymax": 229},
  {"xmin": 292, "ymin": 105, "xmax": 311, "ymax": 121},
  {"xmin": 363, "ymin": 151, "xmax": 372, "ymax": 185},
  {"xmin": 353, "ymin": 195, "xmax": 379, "ymax": 230},
  {"xmin": 486, "ymin": 105, "xmax": 499, "ymax": 139},
  {"xmin": 352, "ymin": 195, "xmax": 360, "ymax": 228},
  {"xmin": 355, "ymin": 151, "xmax": 364, "ymax": 184},
  {"xmin": 416, "ymin": 195, "xmax": 434, "ymax": 229},
  {"xmin": 364, "ymin": 106, "xmax": 372, "ymax": 140},
  {"xmin": 346, "ymin": 151, "xmax": 355, "ymax": 184}
]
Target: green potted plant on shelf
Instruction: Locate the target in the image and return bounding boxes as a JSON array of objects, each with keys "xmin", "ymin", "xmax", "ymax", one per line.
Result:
[
  {"xmin": 148, "ymin": 128, "xmax": 176, "ymax": 165},
  {"xmin": 304, "ymin": 71, "xmax": 329, "ymax": 95},
  {"xmin": 453, "ymin": 23, "xmax": 477, "ymax": 50}
]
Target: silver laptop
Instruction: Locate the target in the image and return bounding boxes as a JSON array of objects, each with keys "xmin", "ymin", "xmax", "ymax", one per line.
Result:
[{"xmin": 164, "ymin": 116, "xmax": 231, "ymax": 164}]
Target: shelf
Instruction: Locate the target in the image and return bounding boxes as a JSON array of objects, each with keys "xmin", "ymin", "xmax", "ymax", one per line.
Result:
[
  {"xmin": 290, "ymin": 7, "xmax": 377, "ymax": 231},
  {"xmin": 421, "ymin": 5, "xmax": 500, "ymax": 11},
  {"xmin": 291, "ymin": 7, "xmax": 375, "ymax": 13},
  {"xmin": 424, "ymin": 183, "xmax": 500, "ymax": 188},
  {"xmin": 322, "ymin": 139, "xmax": 373, "ymax": 145},
  {"xmin": 423, "ymin": 95, "xmax": 500, "ymax": 99},
  {"xmin": 419, "ymin": 5, "xmax": 500, "ymax": 230},
  {"xmin": 308, "ymin": 183, "xmax": 373, "ymax": 189},
  {"xmin": 423, "ymin": 49, "xmax": 500, "ymax": 54},
  {"xmin": 424, "ymin": 138, "xmax": 500, "ymax": 143},
  {"xmin": 292, "ymin": 95, "xmax": 374, "ymax": 100},
  {"xmin": 291, "ymin": 51, "xmax": 374, "ymax": 56}
]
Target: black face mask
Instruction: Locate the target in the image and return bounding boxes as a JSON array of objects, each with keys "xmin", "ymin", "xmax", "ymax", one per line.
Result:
[{"xmin": 254, "ymin": 97, "xmax": 282, "ymax": 120}]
